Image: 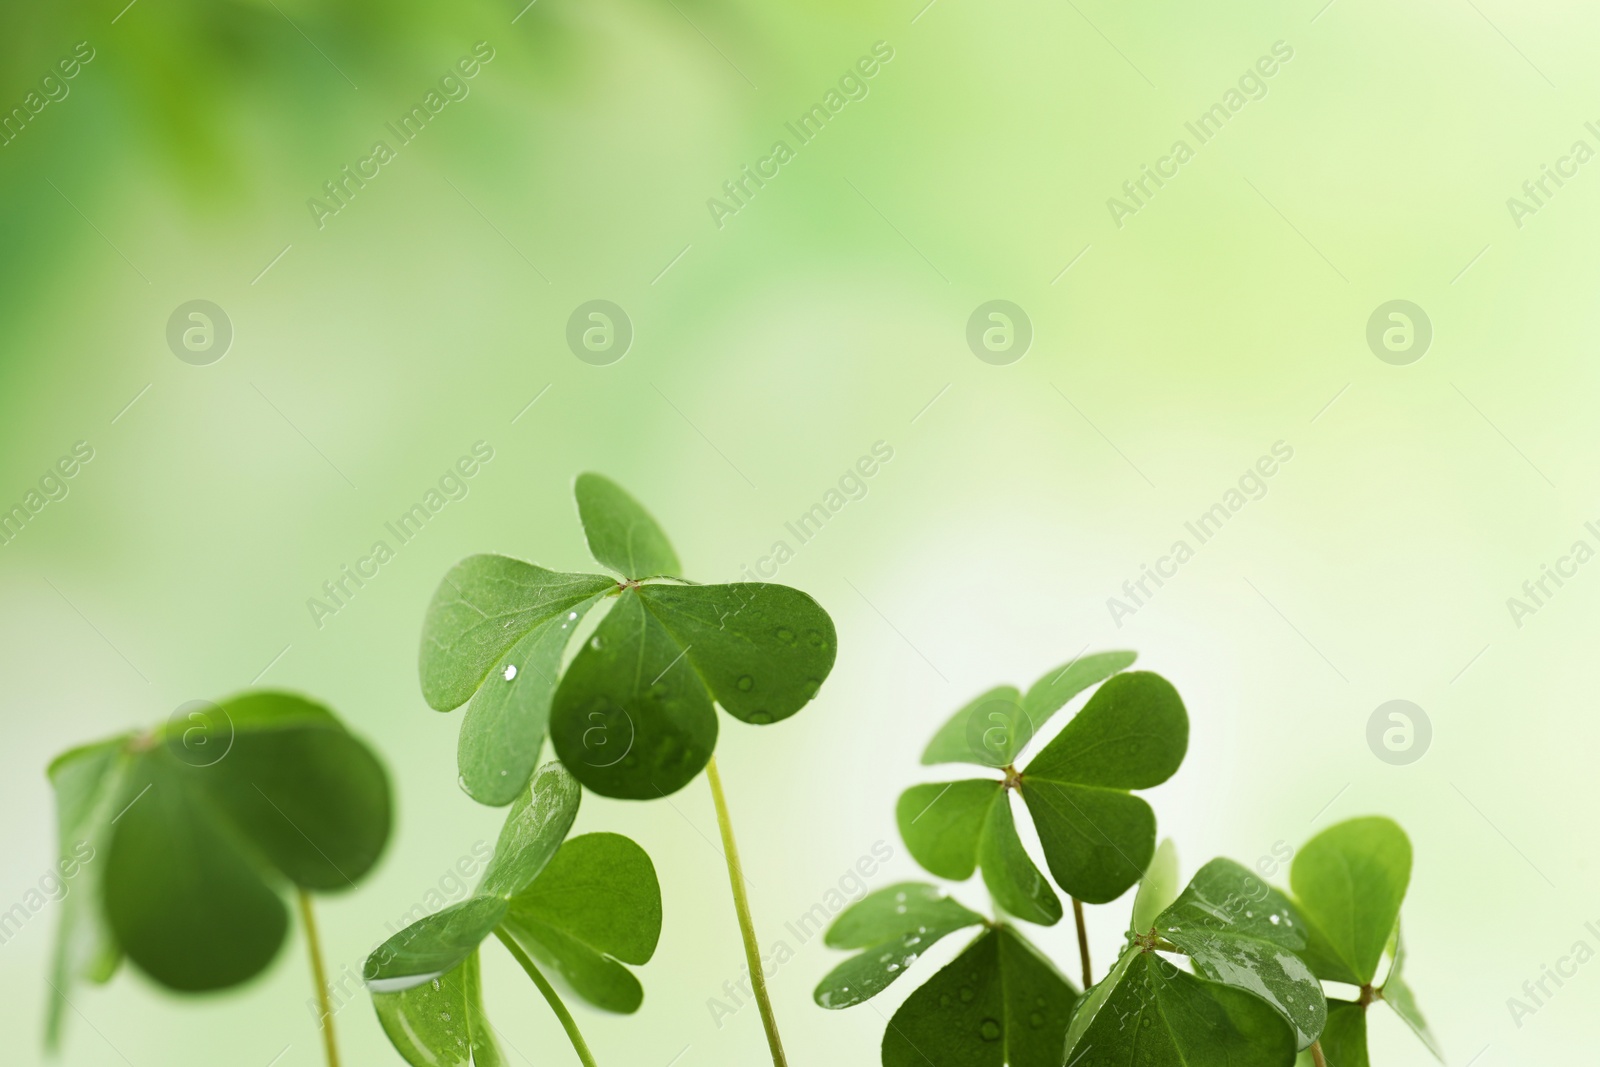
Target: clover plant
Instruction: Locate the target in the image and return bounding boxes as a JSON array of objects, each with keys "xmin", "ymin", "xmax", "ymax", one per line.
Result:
[
  {"xmin": 416, "ymin": 473, "xmax": 837, "ymax": 1066},
  {"xmin": 44, "ymin": 691, "xmax": 392, "ymax": 1066},
  {"xmin": 820, "ymin": 654, "xmax": 1437, "ymax": 1067},
  {"xmin": 365, "ymin": 761, "xmax": 661, "ymax": 1067}
]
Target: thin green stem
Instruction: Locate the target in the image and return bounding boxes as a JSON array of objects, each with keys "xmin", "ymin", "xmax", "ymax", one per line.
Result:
[
  {"xmin": 1070, "ymin": 897, "xmax": 1093, "ymax": 987},
  {"xmin": 1310, "ymin": 1040, "xmax": 1327, "ymax": 1067},
  {"xmin": 495, "ymin": 928, "xmax": 600, "ymax": 1067},
  {"xmin": 705, "ymin": 755, "xmax": 788, "ymax": 1067},
  {"xmin": 296, "ymin": 889, "xmax": 340, "ymax": 1067}
]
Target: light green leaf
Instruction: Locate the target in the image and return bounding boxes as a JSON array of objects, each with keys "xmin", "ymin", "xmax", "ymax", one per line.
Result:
[
  {"xmin": 1130, "ymin": 837, "xmax": 1179, "ymax": 937},
  {"xmin": 457, "ymin": 590, "xmax": 608, "ymax": 805},
  {"xmin": 1290, "ymin": 817, "xmax": 1412, "ymax": 985},
  {"xmin": 1382, "ymin": 927, "xmax": 1441, "ymax": 1061},
  {"xmin": 548, "ymin": 588, "xmax": 718, "ymax": 798},
  {"xmin": 418, "ymin": 553, "xmax": 615, "ymax": 712},
  {"xmin": 635, "ymin": 583, "xmax": 835, "ymax": 725},
  {"xmin": 372, "ymin": 951, "xmax": 504, "ymax": 1067},
  {"xmin": 1156, "ymin": 859, "xmax": 1326, "ymax": 1048},
  {"xmin": 365, "ymin": 896, "xmax": 509, "ymax": 985},
  {"xmin": 1020, "ymin": 671, "xmax": 1187, "ymax": 903},
  {"xmin": 46, "ymin": 736, "xmax": 134, "ymax": 1047},
  {"xmin": 477, "ymin": 762, "xmax": 582, "ymax": 899},
  {"xmin": 1295, "ymin": 1001, "xmax": 1368, "ymax": 1067},
  {"xmin": 98, "ymin": 692, "xmax": 392, "ymax": 992},
  {"xmin": 1020, "ymin": 650, "xmax": 1137, "ymax": 734},
  {"xmin": 501, "ymin": 833, "xmax": 662, "ymax": 1013},
  {"xmin": 1064, "ymin": 944, "xmax": 1298, "ymax": 1067},
  {"xmin": 813, "ymin": 883, "xmax": 985, "ymax": 1009},
  {"xmin": 879, "ymin": 926, "xmax": 1078, "ymax": 1067},
  {"xmin": 574, "ymin": 472, "xmax": 682, "ymax": 578},
  {"xmin": 978, "ymin": 793, "xmax": 1060, "ymax": 926},
  {"xmin": 896, "ymin": 780, "xmax": 1000, "ymax": 881},
  {"xmin": 921, "ymin": 686, "xmax": 1028, "ymax": 768}
]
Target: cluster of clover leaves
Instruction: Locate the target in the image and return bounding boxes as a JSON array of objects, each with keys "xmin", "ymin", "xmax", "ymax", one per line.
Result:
[
  {"xmin": 42, "ymin": 473, "xmax": 837, "ymax": 1067},
  {"xmin": 814, "ymin": 656, "xmax": 1443, "ymax": 1067}
]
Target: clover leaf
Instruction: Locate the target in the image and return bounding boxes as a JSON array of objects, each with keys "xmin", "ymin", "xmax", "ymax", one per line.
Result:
[
  {"xmin": 814, "ymin": 882, "xmax": 1078, "ymax": 1067},
  {"xmin": 44, "ymin": 691, "xmax": 391, "ymax": 1046},
  {"xmin": 422, "ymin": 473, "xmax": 836, "ymax": 802},
  {"xmin": 899, "ymin": 665, "xmax": 1186, "ymax": 917},
  {"xmin": 367, "ymin": 762, "xmax": 662, "ymax": 1066},
  {"xmin": 1286, "ymin": 817, "xmax": 1440, "ymax": 1065}
]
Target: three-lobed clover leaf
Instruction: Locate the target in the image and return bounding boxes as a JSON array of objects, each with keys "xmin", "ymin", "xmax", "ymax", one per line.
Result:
[
  {"xmin": 366, "ymin": 762, "xmax": 663, "ymax": 1067},
  {"xmin": 421, "ymin": 473, "xmax": 837, "ymax": 803},
  {"xmin": 898, "ymin": 657, "xmax": 1187, "ymax": 918},
  {"xmin": 1288, "ymin": 817, "xmax": 1440, "ymax": 1065},
  {"xmin": 814, "ymin": 882, "xmax": 1078, "ymax": 1067},
  {"xmin": 45, "ymin": 691, "xmax": 391, "ymax": 1045},
  {"xmin": 1066, "ymin": 859, "xmax": 1324, "ymax": 1067}
]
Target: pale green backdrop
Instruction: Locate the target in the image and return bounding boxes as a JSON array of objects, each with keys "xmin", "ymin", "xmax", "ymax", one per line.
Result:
[{"xmin": 1, "ymin": 0, "xmax": 1594, "ymax": 1064}]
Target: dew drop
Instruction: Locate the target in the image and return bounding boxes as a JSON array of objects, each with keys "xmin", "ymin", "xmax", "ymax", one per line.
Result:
[
  {"xmin": 939, "ymin": 994, "xmax": 951, "ymax": 1008},
  {"xmin": 979, "ymin": 1018, "xmax": 1001, "ymax": 1041},
  {"xmin": 1244, "ymin": 910, "xmax": 1254, "ymax": 919},
  {"xmin": 431, "ymin": 977, "xmax": 441, "ymax": 991},
  {"xmin": 1029, "ymin": 1012, "xmax": 1045, "ymax": 1028},
  {"xmin": 773, "ymin": 626, "xmax": 797, "ymax": 645},
  {"xmin": 804, "ymin": 628, "xmax": 826, "ymax": 649},
  {"xmin": 1268, "ymin": 914, "xmax": 1281, "ymax": 925},
  {"xmin": 567, "ymin": 611, "xmax": 578, "ymax": 620},
  {"xmin": 440, "ymin": 1011, "xmax": 452, "ymax": 1022},
  {"xmin": 589, "ymin": 635, "xmax": 603, "ymax": 650},
  {"xmin": 960, "ymin": 986, "xmax": 975, "ymax": 1004},
  {"xmin": 502, "ymin": 664, "xmax": 518, "ymax": 681},
  {"xmin": 749, "ymin": 711, "xmax": 773, "ymax": 724},
  {"xmin": 736, "ymin": 675, "xmax": 755, "ymax": 692}
]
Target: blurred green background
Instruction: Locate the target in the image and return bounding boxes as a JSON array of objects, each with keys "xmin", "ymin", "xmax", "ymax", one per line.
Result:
[{"xmin": 3, "ymin": 0, "xmax": 1596, "ymax": 1063}]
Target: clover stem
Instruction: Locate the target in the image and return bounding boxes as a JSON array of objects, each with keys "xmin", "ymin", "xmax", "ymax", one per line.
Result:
[
  {"xmin": 1071, "ymin": 897, "xmax": 1093, "ymax": 987},
  {"xmin": 296, "ymin": 889, "xmax": 340, "ymax": 1067},
  {"xmin": 495, "ymin": 928, "xmax": 600, "ymax": 1067},
  {"xmin": 705, "ymin": 754, "xmax": 789, "ymax": 1067},
  {"xmin": 1310, "ymin": 1041, "xmax": 1328, "ymax": 1067}
]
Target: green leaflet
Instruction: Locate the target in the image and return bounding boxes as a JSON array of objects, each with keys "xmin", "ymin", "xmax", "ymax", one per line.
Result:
[
  {"xmin": 879, "ymin": 925, "xmax": 1078, "ymax": 1067},
  {"xmin": 1130, "ymin": 838, "xmax": 1179, "ymax": 937},
  {"xmin": 1290, "ymin": 817, "xmax": 1412, "ymax": 984},
  {"xmin": 574, "ymin": 471, "xmax": 683, "ymax": 578},
  {"xmin": 476, "ymin": 762, "xmax": 582, "ymax": 898},
  {"xmin": 977, "ymin": 793, "xmax": 1060, "ymax": 925},
  {"xmin": 44, "ymin": 736, "xmax": 132, "ymax": 1048},
  {"xmin": 1156, "ymin": 859, "xmax": 1326, "ymax": 1048},
  {"xmin": 500, "ymin": 832, "xmax": 663, "ymax": 1013},
  {"xmin": 549, "ymin": 582, "xmax": 836, "ymax": 798},
  {"xmin": 372, "ymin": 951, "xmax": 505, "ymax": 1067},
  {"xmin": 920, "ymin": 652, "xmax": 1137, "ymax": 769},
  {"xmin": 53, "ymin": 692, "xmax": 392, "ymax": 997},
  {"xmin": 417, "ymin": 553, "xmax": 615, "ymax": 713},
  {"xmin": 366, "ymin": 896, "xmax": 509, "ymax": 985},
  {"xmin": 1064, "ymin": 945, "xmax": 1298, "ymax": 1067},
  {"xmin": 1382, "ymin": 927, "xmax": 1442, "ymax": 1060},
  {"xmin": 896, "ymin": 780, "xmax": 1000, "ymax": 881},
  {"xmin": 1295, "ymin": 1001, "xmax": 1368, "ymax": 1067},
  {"xmin": 814, "ymin": 883, "xmax": 986, "ymax": 1008},
  {"xmin": 1021, "ymin": 670, "xmax": 1187, "ymax": 903}
]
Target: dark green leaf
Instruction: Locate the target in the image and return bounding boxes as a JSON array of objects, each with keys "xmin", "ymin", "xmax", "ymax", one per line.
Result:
[
  {"xmin": 501, "ymin": 833, "xmax": 662, "ymax": 1013},
  {"xmin": 896, "ymin": 780, "xmax": 999, "ymax": 881},
  {"xmin": 1295, "ymin": 1002, "xmax": 1368, "ymax": 1067},
  {"xmin": 880, "ymin": 926, "xmax": 1078, "ymax": 1067},
  {"xmin": 635, "ymin": 583, "xmax": 835, "ymax": 725},
  {"xmin": 1020, "ymin": 651, "xmax": 1137, "ymax": 733},
  {"xmin": 372, "ymin": 951, "xmax": 505, "ymax": 1067},
  {"xmin": 476, "ymin": 762, "xmax": 582, "ymax": 899},
  {"xmin": 548, "ymin": 588, "xmax": 718, "ymax": 798},
  {"xmin": 978, "ymin": 794, "xmax": 1060, "ymax": 926},
  {"xmin": 365, "ymin": 896, "xmax": 508, "ymax": 985},
  {"xmin": 1020, "ymin": 671, "xmax": 1187, "ymax": 903},
  {"xmin": 574, "ymin": 472, "xmax": 682, "ymax": 578},
  {"xmin": 1064, "ymin": 945, "xmax": 1298, "ymax": 1067},
  {"xmin": 921, "ymin": 686, "xmax": 1028, "ymax": 768},
  {"xmin": 1156, "ymin": 859, "xmax": 1326, "ymax": 1048},
  {"xmin": 457, "ymin": 591, "xmax": 608, "ymax": 805},
  {"xmin": 1290, "ymin": 817, "xmax": 1411, "ymax": 985},
  {"xmin": 418, "ymin": 554, "xmax": 615, "ymax": 712},
  {"xmin": 1382, "ymin": 927, "xmax": 1441, "ymax": 1060},
  {"xmin": 1130, "ymin": 838, "xmax": 1179, "ymax": 937},
  {"xmin": 814, "ymin": 883, "xmax": 985, "ymax": 1008}
]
